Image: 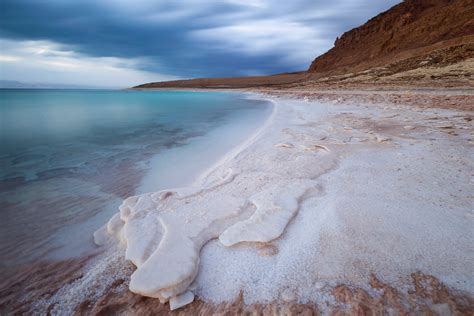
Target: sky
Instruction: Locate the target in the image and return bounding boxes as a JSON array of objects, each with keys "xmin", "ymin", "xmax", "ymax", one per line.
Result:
[{"xmin": 0, "ymin": 0, "xmax": 401, "ymax": 88}]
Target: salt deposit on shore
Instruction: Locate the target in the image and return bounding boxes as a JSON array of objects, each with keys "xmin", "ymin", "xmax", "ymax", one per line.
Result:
[{"xmin": 93, "ymin": 92, "xmax": 473, "ymax": 311}]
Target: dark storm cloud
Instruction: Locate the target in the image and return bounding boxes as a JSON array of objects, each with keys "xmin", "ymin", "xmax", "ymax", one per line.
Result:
[{"xmin": 0, "ymin": 0, "xmax": 401, "ymax": 78}]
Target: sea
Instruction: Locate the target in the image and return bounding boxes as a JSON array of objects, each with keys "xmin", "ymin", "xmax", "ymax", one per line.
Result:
[{"xmin": 0, "ymin": 89, "xmax": 272, "ymax": 273}]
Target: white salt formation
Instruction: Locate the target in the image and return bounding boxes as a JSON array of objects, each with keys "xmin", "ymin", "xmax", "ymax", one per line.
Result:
[
  {"xmin": 219, "ymin": 182, "xmax": 312, "ymax": 246},
  {"xmin": 96, "ymin": 168, "xmax": 320, "ymax": 305},
  {"xmin": 169, "ymin": 291, "xmax": 195, "ymax": 310},
  {"xmin": 95, "ymin": 100, "xmax": 335, "ymax": 308},
  {"xmin": 95, "ymin": 94, "xmax": 473, "ymax": 311}
]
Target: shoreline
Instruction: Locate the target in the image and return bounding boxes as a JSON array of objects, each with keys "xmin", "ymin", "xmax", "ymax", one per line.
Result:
[
  {"xmin": 136, "ymin": 92, "xmax": 275, "ymax": 193},
  {"xmin": 2, "ymin": 89, "xmax": 473, "ymax": 314},
  {"xmin": 0, "ymin": 90, "xmax": 273, "ymax": 274},
  {"xmin": 193, "ymin": 94, "xmax": 277, "ymax": 187}
]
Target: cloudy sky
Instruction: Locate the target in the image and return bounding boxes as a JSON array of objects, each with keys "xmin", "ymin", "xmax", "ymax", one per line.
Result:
[{"xmin": 0, "ymin": 0, "xmax": 400, "ymax": 88}]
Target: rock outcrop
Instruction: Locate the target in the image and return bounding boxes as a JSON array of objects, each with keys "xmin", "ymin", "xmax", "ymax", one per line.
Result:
[{"xmin": 308, "ymin": 0, "xmax": 474, "ymax": 75}]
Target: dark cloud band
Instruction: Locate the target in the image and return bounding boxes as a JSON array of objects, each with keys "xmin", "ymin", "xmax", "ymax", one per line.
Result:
[{"xmin": 0, "ymin": 0, "xmax": 400, "ymax": 78}]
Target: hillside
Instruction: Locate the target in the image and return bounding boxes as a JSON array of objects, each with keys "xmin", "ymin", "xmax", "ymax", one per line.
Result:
[
  {"xmin": 308, "ymin": 0, "xmax": 474, "ymax": 75},
  {"xmin": 134, "ymin": 0, "xmax": 474, "ymax": 90}
]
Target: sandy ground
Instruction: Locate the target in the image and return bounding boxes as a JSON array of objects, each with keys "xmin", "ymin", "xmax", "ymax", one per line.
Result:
[{"xmin": 1, "ymin": 89, "xmax": 473, "ymax": 315}]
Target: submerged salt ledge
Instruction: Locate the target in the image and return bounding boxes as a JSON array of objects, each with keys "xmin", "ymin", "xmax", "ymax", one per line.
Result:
[{"xmin": 93, "ymin": 94, "xmax": 473, "ymax": 310}]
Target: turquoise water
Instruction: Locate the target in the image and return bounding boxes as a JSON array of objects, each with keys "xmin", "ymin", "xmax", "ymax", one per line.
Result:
[{"xmin": 0, "ymin": 89, "xmax": 271, "ymax": 269}]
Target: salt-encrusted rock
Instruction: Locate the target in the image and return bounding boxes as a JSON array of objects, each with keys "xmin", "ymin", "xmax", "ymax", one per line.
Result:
[
  {"xmin": 375, "ymin": 134, "xmax": 391, "ymax": 143},
  {"xmin": 436, "ymin": 124, "xmax": 455, "ymax": 129},
  {"xmin": 303, "ymin": 144, "xmax": 330, "ymax": 152},
  {"xmin": 170, "ymin": 291, "xmax": 195, "ymax": 310},
  {"xmin": 256, "ymin": 243, "xmax": 279, "ymax": 256},
  {"xmin": 275, "ymin": 143, "xmax": 294, "ymax": 148},
  {"xmin": 93, "ymin": 224, "xmax": 110, "ymax": 246},
  {"xmin": 280, "ymin": 288, "xmax": 296, "ymax": 302},
  {"xmin": 108, "ymin": 213, "xmax": 126, "ymax": 245}
]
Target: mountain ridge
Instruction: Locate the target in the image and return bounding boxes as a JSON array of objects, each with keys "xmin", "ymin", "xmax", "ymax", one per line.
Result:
[{"xmin": 308, "ymin": 0, "xmax": 474, "ymax": 75}]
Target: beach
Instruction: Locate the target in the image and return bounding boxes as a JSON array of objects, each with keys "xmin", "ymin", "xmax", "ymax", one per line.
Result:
[
  {"xmin": 1, "ymin": 89, "xmax": 473, "ymax": 314},
  {"xmin": 2, "ymin": 0, "xmax": 472, "ymax": 313}
]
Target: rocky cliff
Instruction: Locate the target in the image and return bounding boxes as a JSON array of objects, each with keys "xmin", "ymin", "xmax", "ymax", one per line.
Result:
[{"xmin": 308, "ymin": 0, "xmax": 474, "ymax": 75}]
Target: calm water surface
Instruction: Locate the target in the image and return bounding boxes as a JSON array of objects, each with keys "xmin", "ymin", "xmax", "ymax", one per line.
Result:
[{"xmin": 0, "ymin": 89, "xmax": 271, "ymax": 271}]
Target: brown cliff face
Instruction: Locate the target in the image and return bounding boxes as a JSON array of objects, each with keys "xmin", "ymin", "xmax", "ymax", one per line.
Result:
[{"xmin": 308, "ymin": 0, "xmax": 474, "ymax": 75}]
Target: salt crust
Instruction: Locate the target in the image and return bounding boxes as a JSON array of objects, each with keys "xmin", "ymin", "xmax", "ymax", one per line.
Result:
[
  {"xmin": 94, "ymin": 94, "xmax": 473, "ymax": 310},
  {"xmin": 94, "ymin": 96, "xmax": 338, "ymax": 307}
]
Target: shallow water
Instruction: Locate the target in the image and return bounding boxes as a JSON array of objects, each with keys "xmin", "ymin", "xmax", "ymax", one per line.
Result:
[{"xmin": 0, "ymin": 89, "xmax": 271, "ymax": 270}]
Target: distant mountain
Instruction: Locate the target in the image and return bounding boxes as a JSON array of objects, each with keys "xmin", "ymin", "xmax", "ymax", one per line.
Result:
[
  {"xmin": 0, "ymin": 80, "xmax": 113, "ymax": 89},
  {"xmin": 0, "ymin": 80, "xmax": 32, "ymax": 89},
  {"xmin": 308, "ymin": 0, "xmax": 474, "ymax": 75}
]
